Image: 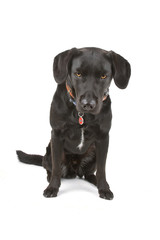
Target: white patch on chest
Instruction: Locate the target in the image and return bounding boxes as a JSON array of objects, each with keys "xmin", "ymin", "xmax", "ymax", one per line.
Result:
[{"xmin": 77, "ymin": 128, "xmax": 85, "ymax": 150}]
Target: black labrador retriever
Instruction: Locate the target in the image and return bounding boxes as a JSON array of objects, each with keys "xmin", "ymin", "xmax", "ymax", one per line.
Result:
[{"xmin": 17, "ymin": 47, "xmax": 131, "ymax": 200}]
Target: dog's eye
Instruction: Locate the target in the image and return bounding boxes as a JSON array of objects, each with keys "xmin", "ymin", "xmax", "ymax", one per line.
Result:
[
  {"xmin": 75, "ymin": 72, "xmax": 81, "ymax": 77},
  {"xmin": 101, "ymin": 75, "xmax": 107, "ymax": 79}
]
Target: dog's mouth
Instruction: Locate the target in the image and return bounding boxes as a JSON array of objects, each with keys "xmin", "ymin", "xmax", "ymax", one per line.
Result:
[
  {"xmin": 66, "ymin": 83, "xmax": 109, "ymax": 115},
  {"xmin": 76, "ymin": 99, "xmax": 101, "ymax": 115},
  {"xmin": 76, "ymin": 90, "xmax": 109, "ymax": 115}
]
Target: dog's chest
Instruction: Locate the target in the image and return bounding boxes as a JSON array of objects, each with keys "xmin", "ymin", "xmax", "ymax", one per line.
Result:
[
  {"xmin": 77, "ymin": 128, "xmax": 85, "ymax": 150},
  {"xmin": 63, "ymin": 125, "xmax": 95, "ymax": 154}
]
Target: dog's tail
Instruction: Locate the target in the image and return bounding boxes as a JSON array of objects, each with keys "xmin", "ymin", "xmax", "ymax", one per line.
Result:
[{"xmin": 16, "ymin": 150, "xmax": 43, "ymax": 166}]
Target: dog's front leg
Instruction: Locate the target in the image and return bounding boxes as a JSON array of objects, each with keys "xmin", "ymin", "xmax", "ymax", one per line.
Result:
[
  {"xmin": 43, "ymin": 130, "xmax": 63, "ymax": 198},
  {"xmin": 96, "ymin": 133, "xmax": 114, "ymax": 200}
]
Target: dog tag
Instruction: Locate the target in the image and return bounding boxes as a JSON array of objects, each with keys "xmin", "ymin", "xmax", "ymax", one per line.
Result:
[{"xmin": 78, "ymin": 112, "xmax": 84, "ymax": 125}]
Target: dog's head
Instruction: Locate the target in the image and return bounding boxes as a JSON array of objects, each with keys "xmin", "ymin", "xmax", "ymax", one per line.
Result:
[{"xmin": 53, "ymin": 47, "xmax": 131, "ymax": 114}]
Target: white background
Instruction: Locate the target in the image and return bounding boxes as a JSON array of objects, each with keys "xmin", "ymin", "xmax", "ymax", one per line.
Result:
[{"xmin": 0, "ymin": 0, "xmax": 160, "ymax": 239}]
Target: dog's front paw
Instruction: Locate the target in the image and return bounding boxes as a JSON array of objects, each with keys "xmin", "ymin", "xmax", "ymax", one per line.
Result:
[
  {"xmin": 43, "ymin": 187, "xmax": 58, "ymax": 198},
  {"xmin": 99, "ymin": 189, "xmax": 114, "ymax": 200}
]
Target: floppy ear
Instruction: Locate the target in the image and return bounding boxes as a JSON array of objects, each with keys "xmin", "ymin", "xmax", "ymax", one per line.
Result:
[
  {"xmin": 53, "ymin": 48, "xmax": 77, "ymax": 84},
  {"xmin": 109, "ymin": 51, "xmax": 131, "ymax": 89}
]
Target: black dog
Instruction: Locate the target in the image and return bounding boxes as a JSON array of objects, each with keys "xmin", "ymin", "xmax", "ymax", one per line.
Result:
[{"xmin": 17, "ymin": 47, "xmax": 131, "ymax": 200}]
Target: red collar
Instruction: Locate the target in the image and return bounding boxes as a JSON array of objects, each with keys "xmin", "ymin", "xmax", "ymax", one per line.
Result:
[{"xmin": 66, "ymin": 83, "xmax": 75, "ymax": 99}]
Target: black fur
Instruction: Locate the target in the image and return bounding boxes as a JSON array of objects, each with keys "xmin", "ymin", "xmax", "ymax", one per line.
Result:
[
  {"xmin": 16, "ymin": 47, "xmax": 131, "ymax": 200},
  {"xmin": 16, "ymin": 150, "xmax": 42, "ymax": 166}
]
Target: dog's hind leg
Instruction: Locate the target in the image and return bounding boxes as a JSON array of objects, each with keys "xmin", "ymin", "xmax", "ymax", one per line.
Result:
[{"xmin": 85, "ymin": 174, "xmax": 97, "ymax": 186}]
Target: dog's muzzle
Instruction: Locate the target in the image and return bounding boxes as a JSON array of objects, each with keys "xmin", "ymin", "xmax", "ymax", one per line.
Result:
[
  {"xmin": 66, "ymin": 83, "xmax": 109, "ymax": 110},
  {"xmin": 80, "ymin": 92, "xmax": 97, "ymax": 112}
]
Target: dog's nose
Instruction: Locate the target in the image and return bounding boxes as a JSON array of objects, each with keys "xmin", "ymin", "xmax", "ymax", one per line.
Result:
[{"xmin": 81, "ymin": 98, "xmax": 96, "ymax": 111}]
